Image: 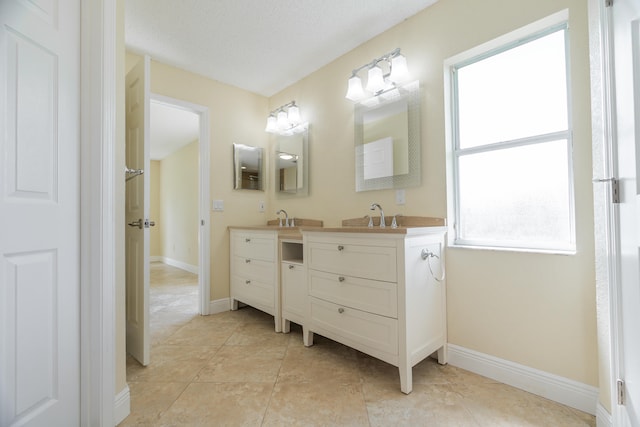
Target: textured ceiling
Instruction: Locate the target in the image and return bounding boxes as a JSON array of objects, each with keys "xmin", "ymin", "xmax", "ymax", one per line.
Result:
[{"xmin": 125, "ymin": 0, "xmax": 439, "ymax": 97}]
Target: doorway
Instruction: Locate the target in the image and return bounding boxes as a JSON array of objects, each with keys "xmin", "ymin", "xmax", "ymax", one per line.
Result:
[{"xmin": 149, "ymin": 94, "xmax": 211, "ymax": 316}]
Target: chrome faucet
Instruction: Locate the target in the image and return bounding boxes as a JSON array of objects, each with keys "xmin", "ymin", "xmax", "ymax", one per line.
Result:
[
  {"xmin": 370, "ymin": 203, "xmax": 385, "ymax": 228},
  {"xmin": 276, "ymin": 209, "xmax": 289, "ymax": 227}
]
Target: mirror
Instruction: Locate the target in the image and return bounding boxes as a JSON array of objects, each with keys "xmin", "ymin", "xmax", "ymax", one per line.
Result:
[
  {"xmin": 233, "ymin": 143, "xmax": 264, "ymax": 190},
  {"xmin": 354, "ymin": 82, "xmax": 421, "ymax": 192},
  {"xmin": 275, "ymin": 125, "xmax": 309, "ymax": 197}
]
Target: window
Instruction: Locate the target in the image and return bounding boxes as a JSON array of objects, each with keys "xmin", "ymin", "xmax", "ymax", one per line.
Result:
[{"xmin": 447, "ymin": 22, "xmax": 575, "ymax": 252}]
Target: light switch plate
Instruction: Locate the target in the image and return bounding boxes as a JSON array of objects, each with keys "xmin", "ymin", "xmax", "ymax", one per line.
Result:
[
  {"xmin": 396, "ymin": 189, "xmax": 406, "ymax": 205},
  {"xmin": 259, "ymin": 201, "xmax": 265, "ymax": 212},
  {"xmin": 212, "ymin": 200, "xmax": 224, "ymax": 211}
]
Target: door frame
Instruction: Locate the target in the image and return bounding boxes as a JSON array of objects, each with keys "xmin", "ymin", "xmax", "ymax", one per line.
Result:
[
  {"xmin": 80, "ymin": 0, "xmax": 117, "ymax": 424},
  {"xmin": 588, "ymin": 0, "xmax": 623, "ymax": 423},
  {"xmin": 149, "ymin": 93, "xmax": 211, "ymax": 315}
]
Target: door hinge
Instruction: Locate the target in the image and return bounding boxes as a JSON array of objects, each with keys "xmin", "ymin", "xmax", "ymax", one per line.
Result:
[
  {"xmin": 593, "ymin": 177, "xmax": 620, "ymax": 203},
  {"xmin": 617, "ymin": 379, "xmax": 625, "ymax": 405},
  {"xmin": 611, "ymin": 178, "xmax": 620, "ymax": 203},
  {"xmin": 606, "ymin": 0, "xmax": 613, "ymax": 7}
]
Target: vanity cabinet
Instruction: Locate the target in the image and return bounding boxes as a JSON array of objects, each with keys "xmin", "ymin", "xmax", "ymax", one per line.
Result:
[
  {"xmin": 230, "ymin": 229, "xmax": 281, "ymax": 332},
  {"xmin": 302, "ymin": 228, "xmax": 447, "ymax": 394}
]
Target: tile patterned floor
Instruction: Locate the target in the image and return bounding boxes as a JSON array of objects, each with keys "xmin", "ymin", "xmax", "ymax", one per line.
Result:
[{"xmin": 119, "ymin": 262, "xmax": 596, "ymax": 426}]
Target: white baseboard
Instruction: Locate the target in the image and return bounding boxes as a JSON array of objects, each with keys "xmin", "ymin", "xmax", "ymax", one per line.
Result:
[
  {"xmin": 596, "ymin": 403, "xmax": 612, "ymax": 427},
  {"xmin": 151, "ymin": 256, "xmax": 198, "ymax": 274},
  {"xmin": 114, "ymin": 385, "xmax": 130, "ymax": 426},
  {"xmin": 209, "ymin": 297, "xmax": 231, "ymax": 314},
  {"xmin": 447, "ymin": 344, "xmax": 598, "ymax": 416}
]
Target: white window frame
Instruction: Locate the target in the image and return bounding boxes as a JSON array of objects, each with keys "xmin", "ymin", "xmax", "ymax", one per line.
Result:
[{"xmin": 444, "ymin": 10, "xmax": 576, "ymax": 254}]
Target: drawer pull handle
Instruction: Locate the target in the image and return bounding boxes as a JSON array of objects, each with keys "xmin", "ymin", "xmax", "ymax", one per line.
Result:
[
  {"xmin": 245, "ymin": 238, "xmax": 251, "ymax": 243},
  {"xmin": 245, "ymin": 259, "xmax": 251, "ymax": 263},
  {"xmin": 338, "ymin": 276, "xmax": 345, "ymax": 282},
  {"xmin": 289, "ymin": 264, "xmax": 295, "ymax": 270},
  {"xmin": 338, "ymin": 308, "xmax": 345, "ymax": 314},
  {"xmin": 337, "ymin": 245, "xmax": 344, "ymax": 251},
  {"xmin": 245, "ymin": 280, "xmax": 251, "ymax": 284}
]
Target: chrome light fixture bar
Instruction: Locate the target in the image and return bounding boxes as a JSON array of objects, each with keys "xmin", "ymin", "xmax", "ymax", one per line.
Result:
[
  {"xmin": 345, "ymin": 48, "xmax": 410, "ymax": 102},
  {"xmin": 265, "ymin": 100, "xmax": 305, "ymax": 135}
]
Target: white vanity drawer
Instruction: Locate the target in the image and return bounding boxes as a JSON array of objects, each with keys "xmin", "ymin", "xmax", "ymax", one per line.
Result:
[
  {"xmin": 307, "ymin": 241, "xmax": 397, "ymax": 282},
  {"xmin": 231, "ymin": 275, "xmax": 275, "ymax": 310},
  {"xmin": 309, "ymin": 297, "xmax": 398, "ymax": 356},
  {"xmin": 232, "ymin": 256, "xmax": 275, "ymax": 283},
  {"xmin": 233, "ymin": 233, "xmax": 275, "ymax": 261},
  {"xmin": 309, "ymin": 270, "xmax": 397, "ymax": 318}
]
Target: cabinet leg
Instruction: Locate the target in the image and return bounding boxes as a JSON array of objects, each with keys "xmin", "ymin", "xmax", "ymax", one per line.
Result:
[
  {"xmin": 302, "ymin": 327, "xmax": 314, "ymax": 347},
  {"xmin": 437, "ymin": 345, "xmax": 448, "ymax": 365},
  {"xmin": 282, "ymin": 319, "xmax": 291, "ymax": 334},
  {"xmin": 274, "ymin": 317, "xmax": 282, "ymax": 333},
  {"xmin": 230, "ymin": 299, "xmax": 238, "ymax": 311},
  {"xmin": 399, "ymin": 363, "xmax": 413, "ymax": 394}
]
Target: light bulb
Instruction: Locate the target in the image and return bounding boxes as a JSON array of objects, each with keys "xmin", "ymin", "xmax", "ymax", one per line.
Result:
[
  {"xmin": 265, "ymin": 115, "xmax": 277, "ymax": 133},
  {"xmin": 345, "ymin": 75, "xmax": 366, "ymax": 101},
  {"xmin": 277, "ymin": 110, "xmax": 290, "ymax": 130},
  {"xmin": 389, "ymin": 54, "xmax": 409, "ymax": 83},
  {"xmin": 287, "ymin": 105, "xmax": 300, "ymax": 124},
  {"xmin": 365, "ymin": 65, "xmax": 385, "ymax": 93}
]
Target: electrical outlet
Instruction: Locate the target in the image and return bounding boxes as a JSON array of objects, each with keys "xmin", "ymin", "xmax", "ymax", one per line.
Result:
[
  {"xmin": 396, "ymin": 189, "xmax": 406, "ymax": 205},
  {"xmin": 259, "ymin": 201, "xmax": 265, "ymax": 212}
]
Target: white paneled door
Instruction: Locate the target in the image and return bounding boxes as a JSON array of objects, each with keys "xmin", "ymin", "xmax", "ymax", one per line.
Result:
[
  {"xmin": 125, "ymin": 57, "xmax": 151, "ymax": 366},
  {"xmin": 612, "ymin": 0, "xmax": 640, "ymax": 424},
  {"xmin": 0, "ymin": 0, "xmax": 81, "ymax": 425}
]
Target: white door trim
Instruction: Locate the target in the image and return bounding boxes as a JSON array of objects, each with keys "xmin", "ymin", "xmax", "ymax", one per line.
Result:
[
  {"xmin": 588, "ymin": 0, "xmax": 620, "ymax": 422},
  {"xmin": 150, "ymin": 93, "xmax": 211, "ymax": 315},
  {"xmin": 80, "ymin": 0, "xmax": 116, "ymax": 425}
]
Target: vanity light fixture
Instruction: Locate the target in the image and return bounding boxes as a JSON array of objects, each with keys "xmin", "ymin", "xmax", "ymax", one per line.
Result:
[
  {"xmin": 265, "ymin": 101, "xmax": 306, "ymax": 135},
  {"xmin": 345, "ymin": 48, "xmax": 410, "ymax": 102}
]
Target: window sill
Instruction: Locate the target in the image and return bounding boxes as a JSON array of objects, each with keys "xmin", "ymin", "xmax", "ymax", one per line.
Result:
[{"xmin": 448, "ymin": 243, "xmax": 577, "ymax": 256}]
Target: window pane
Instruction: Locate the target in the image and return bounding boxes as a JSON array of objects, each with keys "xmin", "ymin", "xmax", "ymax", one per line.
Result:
[
  {"xmin": 457, "ymin": 30, "xmax": 568, "ymax": 149},
  {"xmin": 457, "ymin": 140, "xmax": 572, "ymax": 247}
]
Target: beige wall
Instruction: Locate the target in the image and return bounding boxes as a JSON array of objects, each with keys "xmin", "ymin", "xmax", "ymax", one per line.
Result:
[
  {"xmin": 266, "ymin": 0, "xmax": 597, "ymax": 389},
  {"xmin": 150, "ymin": 160, "xmax": 161, "ymax": 257},
  {"xmin": 137, "ymin": 56, "xmax": 270, "ymax": 301},
  {"xmin": 119, "ymin": 0, "xmax": 599, "ymax": 406},
  {"xmin": 158, "ymin": 141, "xmax": 199, "ymax": 266}
]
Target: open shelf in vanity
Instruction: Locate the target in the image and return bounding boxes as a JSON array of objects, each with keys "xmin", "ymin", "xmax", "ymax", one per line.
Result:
[{"xmin": 281, "ymin": 239, "xmax": 303, "ymax": 264}]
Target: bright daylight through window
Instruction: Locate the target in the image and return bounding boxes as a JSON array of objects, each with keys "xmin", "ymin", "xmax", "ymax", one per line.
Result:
[{"xmin": 450, "ymin": 24, "xmax": 575, "ymax": 252}]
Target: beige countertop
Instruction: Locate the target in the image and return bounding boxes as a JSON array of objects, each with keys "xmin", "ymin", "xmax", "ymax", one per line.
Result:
[
  {"xmin": 228, "ymin": 225, "xmax": 446, "ymax": 236},
  {"xmin": 229, "ymin": 216, "xmax": 447, "ymax": 236},
  {"xmin": 300, "ymin": 225, "xmax": 447, "ymax": 235}
]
